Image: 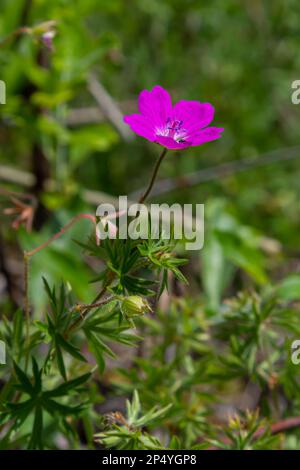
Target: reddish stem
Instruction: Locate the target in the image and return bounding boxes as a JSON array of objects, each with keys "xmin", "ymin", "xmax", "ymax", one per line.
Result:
[{"xmin": 24, "ymin": 213, "xmax": 96, "ymax": 258}]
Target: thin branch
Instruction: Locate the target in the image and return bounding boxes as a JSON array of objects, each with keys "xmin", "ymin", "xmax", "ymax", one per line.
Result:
[
  {"xmin": 0, "ymin": 26, "xmax": 31, "ymax": 48},
  {"xmin": 23, "ymin": 253, "xmax": 30, "ymax": 369},
  {"xmin": 66, "ymin": 286, "xmax": 115, "ymax": 337},
  {"xmin": 2, "ymin": 145, "xmax": 300, "ymax": 207},
  {"xmin": 71, "ymin": 295, "xmax": 115, "ymax": 313},
  {"xmin": 0, "ymin": 166, "xmax": 125, "ymax": 206},
  {"xmin": 0, "ymin": 230, "xmax": 18, "ymax": 306},
  {"xmin": 66, "ymin": 102, "xmax": 135, "ymax": 126},
  {"xmin": 66, "ymin": 107, "xmax": 105, "ymax": 126},
  {"xmin": 130, "ymin": 144, "xmax": 300, "ymax": 199},
  {"xmin": 88, "ymin": 73, "xmax": 134, "ymax": 141},
  {"xmin": 24, "ymin": 213, "xmax": 96, "ymax": 258},
  {"xmin": 257, "ymin": 416, "xmax": 300, "ymax": 438},
  {"xmin": 0, "ymin": 166, "xmax": 35, "ymax": 187},
  {"xmin": 0, "ymin": 186, "xmax": 36, "ymax": 203}
]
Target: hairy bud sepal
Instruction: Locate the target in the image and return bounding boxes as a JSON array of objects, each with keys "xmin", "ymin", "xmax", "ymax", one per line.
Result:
[{"xmin": 121, "ymin": 296, "xmax": 152, "ymax": 320}]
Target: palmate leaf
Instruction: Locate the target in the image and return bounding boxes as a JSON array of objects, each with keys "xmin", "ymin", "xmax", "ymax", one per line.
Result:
[
  {"xmin": 40, "ymin": 280, "xmax": 88, "ymax": 379},
  {"xmin": 3, "ymin": 359, "xmax": 91, "ymax": 448},
  {"xmin": 81, "ymin": 299, "xmax": 138, "ymax": 372},
  {"xmin": 137, "ymin": 239, "xmax": 188, "ymax": 287}
]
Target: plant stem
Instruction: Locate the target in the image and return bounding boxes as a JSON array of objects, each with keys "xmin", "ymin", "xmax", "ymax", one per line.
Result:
[
  {"xmin": 22, "ymin": 213, "xmax": 97, "ymax": 357},
  {"xmin": 138, "ymin": 147, "xmax": 168, "ymax": 204},
  {"xmin": 24, "ymin": 213, "xmax": 96, "ymax": 258},
  {"xmin": 0, "ymin": 27, "xmax": 31, "ymax": 48},
  {"xmin": 66, "ymin": 276, "xmax": 115, "ymax": 335},
  {"xmin": 24, "ymin": 253, "xmax": 30, "ymax": 369},
  {"xmin": 73, "ymin": 296, "xmax": 114, "ymax": 313}
]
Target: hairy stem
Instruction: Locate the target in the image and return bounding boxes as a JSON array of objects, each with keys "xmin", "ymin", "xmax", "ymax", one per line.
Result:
[
  {"xmin": 66, "ymin": 275, "xmax": 115, "ymax": 336},
  {"xmin": 72, "ymin": 296, "xmax": 114, "ymax": 314},
  {"xmin": 22, "ymin": 213, "xmax": 97, "ymax": 355},
  {"xmin": 24, "ymin": 213, "xmax": 96, "ymax": 258}
]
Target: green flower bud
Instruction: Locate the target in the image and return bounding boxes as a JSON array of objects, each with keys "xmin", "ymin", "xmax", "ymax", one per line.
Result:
[{"xmin": 121, "ymin": 296, "xmax": 151, "ymax": 318}]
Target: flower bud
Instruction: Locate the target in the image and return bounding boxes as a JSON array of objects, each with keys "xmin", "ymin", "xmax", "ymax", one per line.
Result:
[
  {"xmin": 121, "ymin": 296, "xmax": 151, "ymax": 318},
  {"xmin": 41, "ymin": 30, "xmax": 56, "ymax": 51},
  {"xmin": 31, "ymin": 21, "xmax": 57, "ymax": 51}
]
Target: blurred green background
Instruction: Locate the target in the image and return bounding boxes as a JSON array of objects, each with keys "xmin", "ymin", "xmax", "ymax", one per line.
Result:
[{"xmin": 1, "ymin": 0, "xmax": 300, "ymax": 310}]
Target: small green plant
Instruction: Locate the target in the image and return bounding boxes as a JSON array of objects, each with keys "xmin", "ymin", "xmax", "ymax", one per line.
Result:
[{"xmin": 95, "ymin": 390, "xmax": 171, "ymax": 450}]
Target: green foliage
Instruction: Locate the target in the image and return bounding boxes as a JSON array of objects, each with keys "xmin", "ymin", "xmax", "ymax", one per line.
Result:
[
  {"xmin": 95, "ymin": 390, "xmax": 172, "ymax": 450},
  {"xmin": 0, "ymin": 358, "xmax": 90, "ymax": 449},
  {"xmin": 1, "ymin": 0, "xmax": 300, "ymax": 452},
  {"xmin": 207, "ymin": 410, "xmax": 280, "ymax": 450}
]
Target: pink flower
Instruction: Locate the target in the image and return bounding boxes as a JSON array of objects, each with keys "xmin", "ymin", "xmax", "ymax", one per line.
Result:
[{"xmin": 124, "ymin": 85, "xmax": 224, "ymax": 150}]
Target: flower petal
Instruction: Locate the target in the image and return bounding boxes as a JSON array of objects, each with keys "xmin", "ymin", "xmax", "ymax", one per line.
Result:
[
  {"xmin": 155, "ymin": 135, "xmax": 190, "ymax": 150},
  {"xmin": 138, "ymin": 85, "xmax": 172, "ymax": 127},
  {"xmin": 123, "ymin": 113, "xmax": 156, "ymax": 141},
  {"xmin": 189, "ymin": 127, "xmax": 224, "ymax": 146},
  {"xmin": 173, "ymin": 101, "xmax": 215, "ymax": 135}
]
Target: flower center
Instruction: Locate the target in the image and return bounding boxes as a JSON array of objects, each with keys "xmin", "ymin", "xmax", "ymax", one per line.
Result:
[{"xmin": 156, "ymin": 118, "xmax": 188, "ymax": 143}]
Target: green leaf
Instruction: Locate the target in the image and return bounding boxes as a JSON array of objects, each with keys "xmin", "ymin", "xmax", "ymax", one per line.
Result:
[
  {"xmin": 55, "ymin": 343, "xmax": 67, "ymax": 380},
  {"xmin": 44, "ymin": 373, "xmax": 91, "ymax": 398},
  {"xmin": 56, "ymin": 334, "xmax": 87, "ymax": 363},
  {"xmin": 32, "ymin": 358, "xmax": 42, "ymax": 394},
  {"xmin": 201, "ymin": 234, "xmax": 229, "ymax": 310},
  {"xmin": 215, "ymin": 230, "xmax": 268, "ymax": 285},
  {"xmin": 127, "ymin": 390, "xmax": 141, "ymax": 423},
  {"xmin": 6, "ymin": 399, "xmax": 35, "ymax": 426},
  {"xmin": 28, "ymin": 405, "xmax": 43, "ymax": 450},
  {"xmin": 277, "ymin": 275, "xmax": 300, "ymax": 300},
  {"xmin": 43, "ymin": 399, "xmax": 85, "ymax": 416},
  {"xmin": 13, "ymin": 362, "xmax": 34, "ymax": 396}
]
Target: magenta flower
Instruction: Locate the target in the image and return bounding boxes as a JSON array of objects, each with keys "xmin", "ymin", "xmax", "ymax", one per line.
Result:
[{"xmin": 124, "ymin": 85, "xmax": 224, "ymax": 150}]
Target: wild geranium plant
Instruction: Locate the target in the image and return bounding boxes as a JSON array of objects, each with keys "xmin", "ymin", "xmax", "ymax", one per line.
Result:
[
  {"xmin": 2, "ymin": 85, "xmax": 299, "ymax": 451},
  {"xmin": 0, "ymin": 85, "xmax": 225, "ymax": 449}
]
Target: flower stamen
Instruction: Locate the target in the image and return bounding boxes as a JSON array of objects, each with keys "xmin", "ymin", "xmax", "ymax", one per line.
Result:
[{"xmin": 156, "ymin": 118, "xmax": 188, "ymax": 143}]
